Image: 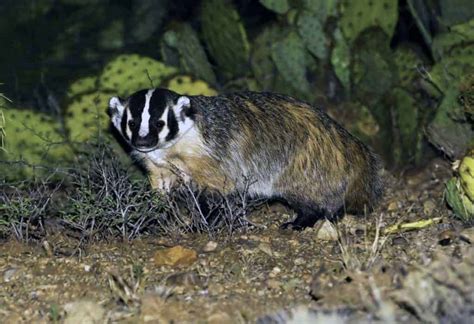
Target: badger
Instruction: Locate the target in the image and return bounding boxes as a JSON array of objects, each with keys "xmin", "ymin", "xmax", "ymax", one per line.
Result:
[{"xmin": 108, "ymin": 89, "xmax": 384, "ymax": 229}]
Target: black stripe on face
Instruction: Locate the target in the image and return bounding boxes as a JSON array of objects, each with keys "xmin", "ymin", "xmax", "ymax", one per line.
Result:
[
  {"xmin": 166, "ymin": 108, "xmax": 179, "ymax": 141},
  {"xmin": 121, "ymin": 108, "xmax": 129, "ymax": 140},
  {"xmin": 128, "ymin": 89, "xmax": 148, "ymax": 120}
]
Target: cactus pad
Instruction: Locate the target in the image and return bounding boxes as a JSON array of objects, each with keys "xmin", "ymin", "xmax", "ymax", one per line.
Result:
[
  {"xmin": 163, "ymin": 75, "xmax": 217, "ymax": 96},
  {"xmin": 99, "ymin": 54, "xmax": 177, "ymax": 97},
  {"xmin": 0, "ymin": 109, "xmax": 71, "ymax": 179},
  {"xmin": 67, "ymin": 76, "xmax": 99, "ymax": 99},
  {"xmin": 297, "ymin": 11, "xmax": 327, "ymax": 60},
  {"xmin": 259, "ymin": 0, "xmax": 290, "ymax": 14},
  {"xmin": 65, "ymin": 92, "xmax": 111, "ymax": 142},
  {"xmin": 340, "ymin": 0, "xmax": 398, "ymax": 43},
  {"xmin": 161, "ymin": 23, "xmax": 216, "ymax": 84},
  {"xmin": 271, "ymin": 32, "xmax": 311, "ymax": 97},
  {"xmin": 200, "ymin": 0, "xmax": 250, "ymax": 80}
]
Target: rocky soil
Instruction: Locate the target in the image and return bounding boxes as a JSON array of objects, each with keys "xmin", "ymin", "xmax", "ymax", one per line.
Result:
[{"xmin": 1, "ymin": 158, "xmax": 473, "ymax": 323}]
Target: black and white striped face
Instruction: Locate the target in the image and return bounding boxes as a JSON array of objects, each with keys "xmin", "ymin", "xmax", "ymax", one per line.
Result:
[{"xmin": 108, "ymin": 88, "xmax": 194, "ymax": 152}]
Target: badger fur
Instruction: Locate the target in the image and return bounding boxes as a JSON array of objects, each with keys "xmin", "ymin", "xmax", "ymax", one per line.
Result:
[{"xmin": 108, "ymin": 89, "xmax": 384, "ymax": 229}]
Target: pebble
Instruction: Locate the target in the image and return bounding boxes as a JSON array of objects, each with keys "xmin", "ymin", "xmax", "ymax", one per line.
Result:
[
  {"xmin": 153, "ymin": 246, "xmax": 197, "ymax": 267},
  {"xmin": 269, "ymin": 266, "xmax": 281, "ymax": 278},
  {"xmin": 315, "ymin": 220, "xmax": 338, "ymax": 241},
  {"xmin": 3, "ymin": 267, "xmax": 19, "ymax": 282},
  {"xmin": 460, "ymin": 227, "xmax": 474, "ymax": 243},
  {"xmin": 423, "ymin": 200, "xmax": 436, "ymax": 215},
  {"xmin": 203, "ymin": 241, "xmax": 218, "ymax": 252},
  {"xmin": 294, "ymin": 258, "xmax": 305, "ymax": 266}
]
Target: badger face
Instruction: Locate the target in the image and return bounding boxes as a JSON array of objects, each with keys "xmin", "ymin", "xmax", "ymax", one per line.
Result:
[{"xmin": 108, "ymin": 88, "xmax": 194, "ymax": 152}]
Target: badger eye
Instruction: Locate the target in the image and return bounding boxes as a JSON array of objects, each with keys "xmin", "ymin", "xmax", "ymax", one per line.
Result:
[
  {"xmin": 128, "ymin": 120, "xmax": 136, "ymax": 128},
  {"xmin": 155, "ymin": 120, "xmax": 165, "ymax": 128}
]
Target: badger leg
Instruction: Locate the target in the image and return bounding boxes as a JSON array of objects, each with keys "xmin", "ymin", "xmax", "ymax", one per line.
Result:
[
  {"xmin": 280, "ymin": 205, "xmax": 324, "ymax": 230},
  {"xmin": 281, "ymin": 202, "xmax": 344, "ymax": 231}
]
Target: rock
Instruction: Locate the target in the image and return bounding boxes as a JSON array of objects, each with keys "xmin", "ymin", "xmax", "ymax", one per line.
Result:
[
  {"xmin": 258, "ymin": 242, "xmax": 273, "ymax": 256},
  {"xmin": 63, "ymin": 300, "xmax": 106, "ymax": 324},
  {"xmin": 3, "ymin": 267, "xmax": 19, "ymax": 282},
  {"xmin": 460, "ymin": 227, "xmax": 474, "ymax": 243},
  {"xmin": 269, "ymin": 266, "xmax": 281, "ymax": 278},
  {"xmin": 294, "ymin": 258, "xmax": 305, "ymax": 266},
  {"xmin": 315, "ymin": 220, "xmax": 338, "ymax": 241},
  {"xmin": 153, "ymin": 246, "xmax": 197, "ymax": 267},
  {"xmin": 387, "ymin": 201, "xmax": 399, "ymax": 212},
  {"xmin": 207, "ymin": 312, "xmax": 233, "ymax": 324},
  {"xmin": 266, "ymin": 279, "xmax": 281, "ymax": 290},
  {"xmin": 165, "ymin": 271, "xmax": 203, "ymax": 287},
  {"xmin": 423, "ymin": 200, "xmax": 436, "ymax": 216},
  {"xmin": 203, "ymin": 241, "xmax": 218, "ymax": 252}
]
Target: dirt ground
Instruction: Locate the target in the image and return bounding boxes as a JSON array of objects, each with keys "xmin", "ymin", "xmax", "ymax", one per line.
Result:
[{"xmin": 1, "ymin": 157, "xmax": 473, "ymax": 323}]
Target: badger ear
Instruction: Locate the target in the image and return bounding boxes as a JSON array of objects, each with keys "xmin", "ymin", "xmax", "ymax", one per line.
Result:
[
  {"xmin": 174, "ymin": 96, "xmax": 193, "ymax": 121},
  {"xmin": 108, "ymin": 96, "xmax": 124, "ymax": 115}
]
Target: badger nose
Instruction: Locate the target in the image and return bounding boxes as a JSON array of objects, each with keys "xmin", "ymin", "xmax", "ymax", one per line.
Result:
[{"xmin": 134, "ymin": 136, "xmax": 149, "ymax": 147}]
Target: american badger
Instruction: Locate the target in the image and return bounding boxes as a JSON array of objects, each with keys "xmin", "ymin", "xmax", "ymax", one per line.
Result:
[{"xmin": 108, "ymin": 89, "xmax": 383, "ymax": 229}]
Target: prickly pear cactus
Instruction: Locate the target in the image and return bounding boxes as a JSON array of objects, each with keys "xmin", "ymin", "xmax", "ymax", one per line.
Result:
[
  {"xmin": 394, "ymin": 46, "xmax": 424, "ymax": 90},
  {"xmin": 250, "ymin": 25, "xmax": 289, "ymax": 92},
  {"xmin": 0, "ymin": 109, "xmax": 71, "ymax": 180},
  {"xmin": 271, "ymin": 32, "xmax": 311, "ymax": 98},
  {"xmin": 65, "ymin": 92, "xmax": 111, "ymax": 142},
  {"xmin": 331, "ymin": 28, "xmax": 351, "ymax": 91},
  {"xmin": 200, "ymin": 0, "xmax": 250, "ymax": 80},
  {"xmin": 446, "ymin": 149, "xmax": 474, "ymax": 223},
  {"xmin": 99, "ymin": 54, "xmax": 177, "ymax": 97},
  {"xmin": 352, "ymin": 30, "xmax": 395, "ymax": 103},
  {"xmin": 66, "ymin": 76, "xmax": 99, "ymax": 99},
  {"xmin": 161, "ymin": 23, "xmax": 216, "ymax": 84},
  {"xmin": 163, "ymin": 75, "xmax": 217, "ymax": 96},
  {"xmin": 430, "ymin": 45, "xmax": 474, "ymax": 93},
  {"xmin": 297, "ymin": 11, "xmax": 327, "ymax": 60},
  {"xmin": 390, "ymin": 88, "xmax": 421, "ymax": 164},
  {"xmin": 340, "ymin": 0, "xmax": 398, "ymax": 43},
  {"xmin": 259, "ymin": 0, "xmax": 290, "ymax": 14},
  {"xmin": 427, "ymin": 85, "xmax": 474, "ymax": 158},
  {"xmin": 292, "ymin": 0, "xmax": 338, "ymax": 22}
]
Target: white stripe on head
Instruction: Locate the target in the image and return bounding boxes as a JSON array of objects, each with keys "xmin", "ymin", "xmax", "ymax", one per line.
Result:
[
  {"xmin": 125, "ymin": 107, "xmax": 133, "ymax": 139},
  {"xmin": 138, "ymin": 89, "xmax": 155, "ymax": 137}
]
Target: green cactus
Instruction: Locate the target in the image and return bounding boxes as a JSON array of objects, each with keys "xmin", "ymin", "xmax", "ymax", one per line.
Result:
[
  {"xmin": 394, "ymin": 46, "xmax": 424, "ymax": 90},
  {"xmin": 439, "ymin": 0, "xmax": 474, "ymax": 26},
  {"xmin": 251, "ymin": 25, "xmax": 287, "ymax": 92},
  {"xmin": 65, "ymin": 92, "xmax": 111, "ymax": 142},
  {"xmin": 432, "ymin": 19, "xmax": 474, "ymax": 61},
  {"xmin": 340, "ymin": 0, "xmax": 398, "ymax": 43},
  {"xmin": 98, "ymin": 20, "xmax": 124, "ymax": 50},
  {"xmin": 331, "ymin": 28, "xmax": 351, "ymax": 91},
  {"xmin": 459, "ymin": 73, "xmax": 474, "ymax": 119},
  {"xmin": 430, "ymin": 45, "xmax": 474, "ymax": 93},
  {"xmin": 271, "ymin": 32, "xmax": 311, "ymax": 98},
  {"xmin": 161, "ymin": 23, "xmax": 216, "ymax": 84},
  {"xmin": 446, "ymin": 177, "xmax": 474, "ymax": 223},
  {"xmin": 0, "ymin": 109, "xmax": 71, "ymax": 180},
  {"xmin": 352, "ymin": 30, "xmax": 395, "ymax": 103},
  {"xmin": 427, "ymin": 86, "xmax": 474, "ymax": 158},
  {"xmin": 296, "ymin": 11, "xmax": 327, "ymax": 60},
  {"xmin": 66, "ymin": 76, "xmax": 99, "ymax": 99},
  {"xmin": 390, "ymin": 88, "xmax": 421, "ymax": 164},
  {"xmin": 99, "ymin": 54, "xmax": 177, "ymax": 97},
  {"xmin": 291, "ymin": 0, "xmax": 338, "ymax": 22},
  {"xmin": 200, "ymin": 0, "xmax": 250, "ymax": 80},
  {"xmin": 259, "ymin": 0, "xmax": 290, "ymax": 14},
  {"xmin": 162, "ymin": 75, "xmax": 217, "ymax": 96}
]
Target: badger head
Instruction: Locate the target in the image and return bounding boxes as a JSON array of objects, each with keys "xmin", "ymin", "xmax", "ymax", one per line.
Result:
[{"xmin": 108, "ymin": 88, "xmax": 195, "ymax": 152}]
